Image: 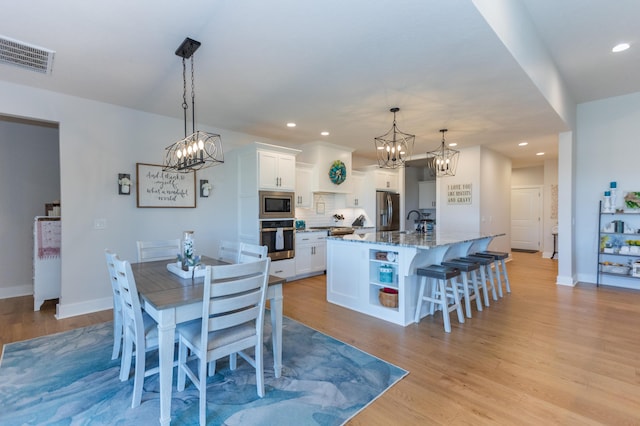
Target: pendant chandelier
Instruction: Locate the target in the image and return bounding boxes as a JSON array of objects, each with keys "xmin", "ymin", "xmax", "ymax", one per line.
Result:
[
  {"xmin": 163, "ymin": 38, "xmax": 224, "ymax": 173},
  {"xmin": 427, "ymin": 129, "xmax": 459, "ymax": 177},
  {"xmin": 374, "ymin": 107, "xmax": 414, "ymax": 169}
]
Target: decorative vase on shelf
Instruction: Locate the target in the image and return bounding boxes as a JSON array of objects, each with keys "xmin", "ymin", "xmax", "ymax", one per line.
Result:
[
  {"xmin": 610, "ymin": 182, "xmax": 617, "ymax": 210},
  {"xmin": 603, "ymin": 191, "xmax": 613, "ymax": 213}
]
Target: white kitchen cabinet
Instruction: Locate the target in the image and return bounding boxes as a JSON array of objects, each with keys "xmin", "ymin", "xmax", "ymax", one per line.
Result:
[
  {"xmin": 259, "ymin": 150, "xmax": 296, "ymax": 191},
  {"xmin": 418, "ymin": 180, "xmax": 436, "ymax": 209},
  {"xmin": 346, "ymin": 171, "xmax": 365, "ymax": 207},
  {"xmin": 236, "ymin": 142, "xmax": 300, "ymax": 244},
  {"xmin": 374, "ymin": 169, "xmax": 398, "ymax": 192},
  {"xmin": 269, "ymin": 258, "xmax": 296, "ymax": 281},
  {"xmin": 295, "ymin": 163, "xmax": 313, "ymax": 208},
  {"xmin": 295, "ymin": 231, "xmax": 326, "ymax": 278}
]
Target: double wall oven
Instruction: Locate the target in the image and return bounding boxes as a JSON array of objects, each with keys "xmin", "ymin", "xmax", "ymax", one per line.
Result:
[{"xmin": 259, "ymin": 191, "xmax": 295, "ymax": 260}]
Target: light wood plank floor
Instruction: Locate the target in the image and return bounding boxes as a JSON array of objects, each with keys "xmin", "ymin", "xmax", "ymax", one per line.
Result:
[{"xmin": 2, "ymin": 252, "xmax": 639, "ymax": 424}]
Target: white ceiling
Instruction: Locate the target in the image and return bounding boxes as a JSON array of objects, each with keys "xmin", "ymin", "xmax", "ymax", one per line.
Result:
[{"xmin": 1, "ymin": 0, "xmax": 639, "ymax": 168}]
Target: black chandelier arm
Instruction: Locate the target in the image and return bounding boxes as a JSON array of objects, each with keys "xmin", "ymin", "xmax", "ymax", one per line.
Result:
[
  {"xmin": 191, "ymin": 55, "xmax": 196, "ymax": 136},
  {"xmin": 182, "ymin": 57, "xmax": 188, "ymax": 138}
]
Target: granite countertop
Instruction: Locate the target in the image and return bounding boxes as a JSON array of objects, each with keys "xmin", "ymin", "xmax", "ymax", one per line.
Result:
[
  {"xmin": 295, "ymin": 228, "xmax": 329, "ymax": 233},
  {"xmin": 328, "ymin": 230, "xmax": 503, "ymax": 250}
]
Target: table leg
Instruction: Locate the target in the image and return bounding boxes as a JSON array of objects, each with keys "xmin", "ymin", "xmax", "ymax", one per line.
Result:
[
  {"xmin": 157, "ymin": 310, "xmax": 176, "ymax": 426},
  {"xmin": 269, "ymin": 285, "xmax": 283, "ymax": 378}
]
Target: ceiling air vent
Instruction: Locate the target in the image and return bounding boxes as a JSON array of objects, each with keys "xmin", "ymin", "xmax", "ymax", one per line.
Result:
[{"xmin": 0, "ymin": 35, "xmax": 55, "ymax": 74}]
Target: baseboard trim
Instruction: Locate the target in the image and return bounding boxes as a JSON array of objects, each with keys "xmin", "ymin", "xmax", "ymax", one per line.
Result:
[
  {"xmin": 55, "ymin": 296, "xmax": 112, "ymax": 319},
  {"xmin": 0, "ymin": 284, "xmax": 32, "ymax": 299},
  {"xmin": 556, "ymin": 274, "xmax": 576, "ymax": 286}
]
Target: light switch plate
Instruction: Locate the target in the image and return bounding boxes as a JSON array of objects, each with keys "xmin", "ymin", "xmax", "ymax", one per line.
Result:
[{"xmin": 94, "ymin": 218, "xmax": 107, "ymax": 230}]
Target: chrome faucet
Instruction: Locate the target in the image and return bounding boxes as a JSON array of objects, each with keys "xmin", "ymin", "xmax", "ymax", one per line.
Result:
[{"xmin": 406, "ymin": 210, "xmax": 422, "ymax": 221}]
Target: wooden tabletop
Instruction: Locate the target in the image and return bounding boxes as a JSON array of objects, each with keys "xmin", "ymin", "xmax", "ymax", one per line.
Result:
[{"xmin": 132, "ymin": 256, "xmax": 284, "ymax": 310}]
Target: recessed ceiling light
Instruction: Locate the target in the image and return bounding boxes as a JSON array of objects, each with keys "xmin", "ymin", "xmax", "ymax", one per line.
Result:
[
  {"xmin": 321, "ymin": 131, "xmax": 329, "ymax": 136},
  {"xmin": 536, "ymin": 152, "xmax": 545, "ymax": 156},
  {"xmin": 286, "ymin": 122, "xmax": 296, "ymax": 128},
  {"xmin": 448, "ymin": 143, "xmax": 457, "ymax": 147},
  {"xmin": 518, "ymin": 141, "xmax": 528, "ymax": 146},
  {"xmin": 612, "ymin": 43, "xmax": 630, "ymax": 53}
]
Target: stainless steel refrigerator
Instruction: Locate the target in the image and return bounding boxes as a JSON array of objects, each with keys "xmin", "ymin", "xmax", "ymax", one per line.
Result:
[{"xmin": 376, "ymin": 191, "xmax": 400, "ymax": 231}]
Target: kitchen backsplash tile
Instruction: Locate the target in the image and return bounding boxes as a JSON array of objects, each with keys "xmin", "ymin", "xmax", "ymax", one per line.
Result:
[{"xmin": 295, "ymin": 193, "xmax": 370, "ymax": 228}]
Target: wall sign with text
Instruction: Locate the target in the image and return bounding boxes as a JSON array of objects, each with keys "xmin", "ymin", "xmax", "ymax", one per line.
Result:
[
  {"xmin": 136, "ymin": 163, "xmax": 196, "ymax": 208},
  {"xmin": 447, "ymin": 183, "xmax": 472, "ymax": 205}
]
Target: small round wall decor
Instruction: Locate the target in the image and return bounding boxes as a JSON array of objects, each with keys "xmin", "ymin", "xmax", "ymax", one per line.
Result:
[{"xmin": 329, "ymin": 160, "xmax": 347, "ymax": 185}]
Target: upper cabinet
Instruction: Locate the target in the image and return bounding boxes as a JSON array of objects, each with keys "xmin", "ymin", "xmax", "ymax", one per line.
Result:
[
  {"xmin": 374, "ymin": 169, "xmax": 399, "ymax": 192},
  {"xmin": 346, "ymin": 170, "xmax": 365, "ymax": 207},
  {"xmin": 258, "ymin": 150, "xmax": 296, "ymax": 191},
  {"xmin": 295, "ymin": 163, "xmax": 313, "ymax": 208},
  {"xmin": 418, "ymin": 180, "xmax": 436, "ymax": 209}
]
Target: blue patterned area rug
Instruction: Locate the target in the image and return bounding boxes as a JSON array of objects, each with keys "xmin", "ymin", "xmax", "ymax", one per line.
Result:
[{"xmin": 0, "ymin": 316, "xmax": 407, "ymax": 425}]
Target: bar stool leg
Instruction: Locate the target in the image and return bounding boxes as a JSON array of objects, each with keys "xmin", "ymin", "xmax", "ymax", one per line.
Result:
[
  {"xmin": 449, "ymin": 277, "xmax": 465, "ymax": 325},
  {"xmin": 501, "ymin": 259, "xmax": 511, "ymax": 293},
  {"xmin": 458, "ymin": 274, "xmax": 472, "ymax": 319},
  {"xmin": 439, "ymin": 279, "xmax": 452, "ymax": 333},
  {"xmin": 414, "ymin": 276, "xmax": 427, "ymax": 323},
  {"xmin": 492, "ymin": 260, "xmax": 504, "ymax": 298},
  {"xmin": 476, "ymin": 266, "xmax": 490, "ymax": 307},
  {"xmin": 486, "ymin": 264, "xmax": 498, "ymax": 301},
  {"xmin": 469, "ymin": 269, "xmax": 483, "ymax": 312}
]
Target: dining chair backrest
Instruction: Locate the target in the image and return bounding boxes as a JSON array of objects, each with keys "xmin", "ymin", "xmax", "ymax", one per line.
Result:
[
  {"xmin": 200, "ymin": 258, "xmax": 271, "ymax": 349},
  {"xmin": 105, "ymin": 249, "xmax": 123, "ymax": 360},
  {"xmin": 136, "ymin": 239, "xmax": 181, "ymax": 263},
  {"xmin": 218, "ymin": 240, "xmax": 240, "ymax": 263},
  {"xmin": 112, "ymin": 255, "xmax": 146, "ymax": 350},
  {"xmin": 238, "ymin": 242, "xmax": 268, "ymax": 264},
  {"xmin": 105, "ymin": 249, "xmax": 121, "ymax": 303}
]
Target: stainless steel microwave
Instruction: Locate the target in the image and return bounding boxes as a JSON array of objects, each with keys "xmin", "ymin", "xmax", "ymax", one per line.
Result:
[{"xmin": 259, "ymin": 191, "xmax": 295, "ymax": 219}]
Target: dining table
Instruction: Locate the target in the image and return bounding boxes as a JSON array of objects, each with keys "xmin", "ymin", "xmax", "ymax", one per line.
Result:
[{"xmin": 131, "ymin": 255, "xmax": 285, "ymax": 426}]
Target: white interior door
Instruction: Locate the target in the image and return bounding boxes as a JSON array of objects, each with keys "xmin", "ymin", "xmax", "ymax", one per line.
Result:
[{"xmin": 511, "ymin": 187, "xmax": 542, "ymax": 251}]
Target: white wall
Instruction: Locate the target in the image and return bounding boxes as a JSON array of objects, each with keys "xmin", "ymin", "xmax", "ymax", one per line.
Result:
[
  {"xmin": 575, "ymin": 91, "xmax": 640, "ymax": 289},
  {"xmin": 0, "ymin": 80, "xmax": 279, "ymax": 317},
  {"xmin": 512, "ymin": 166, "xmax": 543, "ymax": 186},
  {"xmin": 436, "ymin": 145, "xmax": 511, "ymax": 253},
  {"xmin": 0, "ymin": 120, "xmax": 60, "ymax": 297},
  {"xmin": 480, "ymin": 147, "xmax": 511, "ymax": 253},
  {"xmin": 437, "ymin": 146, "xmax": 481, "ymax": 234}
]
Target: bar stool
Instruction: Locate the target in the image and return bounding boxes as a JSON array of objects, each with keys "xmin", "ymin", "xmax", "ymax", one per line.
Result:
[
  {"xmin": 415, "ymin": 265, "xmax": 464, "ymax": 333},
  {"xmin": 441, "ymin": 259, "xmax": 483, "ymax": 318},
  {"xmin": 473, "ymin": 251, "xmax": 511, "ymax": 297},
  {"xmin": 456, "ymin": 255, "xmax": 498, "ymax": 305}
]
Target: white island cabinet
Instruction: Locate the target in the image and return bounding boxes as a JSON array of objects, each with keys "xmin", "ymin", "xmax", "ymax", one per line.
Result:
[{"xmin": 326, "ymin": 231, "xmax": 501, "ymax": 326}]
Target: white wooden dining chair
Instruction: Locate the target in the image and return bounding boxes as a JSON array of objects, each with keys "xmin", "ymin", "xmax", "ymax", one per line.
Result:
[
  {"xmin": 217, "ymin": 240, "xmax": 240, "ymax": 263},
  {"xmin": 238, "ymin": 242, "xmax": 268, "ymax": 263},
  {"xmin": 104, "ymin": 250, "xmax": 123, "ymax": 361},
  {"xmin": 136, "ymin": 239, "xmax": 181, "ymax": 263},
  {"xmin": 113, "ymin": 254, "xmax": 175, "ymax": 408},
  {"xmin": 176, "ymin": 258, "xmax": 271, "ymax": 426}
]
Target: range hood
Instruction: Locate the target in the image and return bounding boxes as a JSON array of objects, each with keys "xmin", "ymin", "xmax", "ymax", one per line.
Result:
[{"xmin": 297, "ymin": 141, "xmax": 354, "ymax": 194}]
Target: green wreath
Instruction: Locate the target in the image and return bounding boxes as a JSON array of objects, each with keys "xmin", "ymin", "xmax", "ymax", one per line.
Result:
[{"xmin": 329, "ymin": 160, "xmax": 347, "ymax": 185}]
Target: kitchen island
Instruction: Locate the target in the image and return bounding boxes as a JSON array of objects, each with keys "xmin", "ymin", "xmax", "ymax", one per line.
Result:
[{"xmin": 326, "ymin": 230, "xmax": 502, "ymax": 326}]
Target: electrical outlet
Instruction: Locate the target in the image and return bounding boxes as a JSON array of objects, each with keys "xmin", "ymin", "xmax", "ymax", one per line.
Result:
[{"xmin": 94, "ymin": 218, "xmax": 107, "ymax": 230}]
